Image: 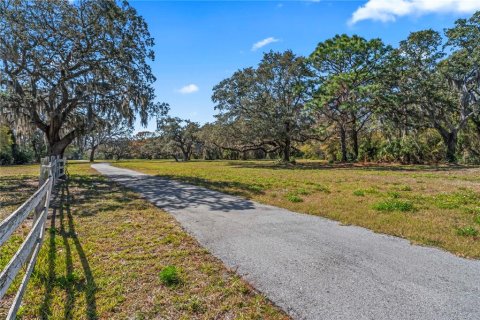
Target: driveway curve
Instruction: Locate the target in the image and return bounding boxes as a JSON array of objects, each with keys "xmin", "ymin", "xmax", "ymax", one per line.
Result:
[{"xmin": 92, "ymin": 163, "xmax": 480, "ymax": 320}]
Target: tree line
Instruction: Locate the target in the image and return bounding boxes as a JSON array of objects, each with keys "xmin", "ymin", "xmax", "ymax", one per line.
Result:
[
  {"xmin": 127, "ymin": 12, "xmax": 480, "ymax": 164},
  {"xmin": 1, "ymin": 1, "xmax": 479, "ymax": 164}
]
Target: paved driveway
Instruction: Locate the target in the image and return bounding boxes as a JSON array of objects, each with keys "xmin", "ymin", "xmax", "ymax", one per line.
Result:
[{"xmin": 92, "ymin": 163, "xmax": 480, "ymax": 320}]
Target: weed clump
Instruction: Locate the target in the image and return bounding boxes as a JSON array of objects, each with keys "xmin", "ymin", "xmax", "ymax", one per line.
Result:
[
  {"xmin": 433, "ymin": 190, "xmax": 479, "ymax": 209},
  {"xmin": 456, "ymin": 226, "xmax": 479, "ymax": 237},
  {"xmin": 286, "ymin": 194, "xmax": 303, "ymax": 203},
  {"xmin": 475, "ymin": 215, "xmax": 480, "ymax": 225},
  {"xmin": 160, "ymin": 265, "xmax": 181, "ymax": 286},
  {"xmin": 373, "ymin": 199, "xmax": 414, "ymax": 212},
  {"xmin": 353, "ymin": 190, "xmax": 365, "ymax": 197},
  {"xmin": 398, "ymin": 185, "xmax": 412, "ymax": 191}
]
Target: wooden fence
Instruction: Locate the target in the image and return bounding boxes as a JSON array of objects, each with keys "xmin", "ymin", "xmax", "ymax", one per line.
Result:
[{"xmin": 0, "ymin": 156, "xmax": 66, "ymax": 319}]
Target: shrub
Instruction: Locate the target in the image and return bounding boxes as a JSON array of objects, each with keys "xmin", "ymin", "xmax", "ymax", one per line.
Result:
[
  {"xmin": 0, "ymin": 150, "xmax": 12, "ymax": 165},
  {"xmin": 13, "ymin": 149, "xmax": 32, "ymax": 164},
  {"xmin": 159, "ymin": 265, "xmax": 181, "ymax": 286}
]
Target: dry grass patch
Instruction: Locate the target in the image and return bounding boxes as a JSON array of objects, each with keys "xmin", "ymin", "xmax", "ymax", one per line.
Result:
[
  {"xmin": 113, "ymin": 160, "xmax": 480, "ymax": 258},
  {"xmin": 0, "ymin": 163, "xmax": 288, "ymax": 319}
]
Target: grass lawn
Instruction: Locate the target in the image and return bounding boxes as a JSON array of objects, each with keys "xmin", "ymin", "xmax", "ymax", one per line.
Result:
[
  {"xmin": 0, "ymin": 163, "xmax": 288, "ymax": 319},
  {"xmin": 113, "ymin": 160, "xmax": 480, "ymax": 259}
]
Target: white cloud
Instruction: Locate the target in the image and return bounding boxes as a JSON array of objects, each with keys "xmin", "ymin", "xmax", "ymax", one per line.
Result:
[
  {"xmin": 177, "ymin": 84, "xmax": 199, "ymax": 94},
  {"xmin": 349, "ymin": 0, "xmax": 480, "ymax": 25},
  {"xmin": 251, "ymin": 37, "xmax": 280, "ymax": 51}
]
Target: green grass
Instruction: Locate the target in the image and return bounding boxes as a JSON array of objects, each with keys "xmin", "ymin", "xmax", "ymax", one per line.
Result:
[
  {"xmin": 475, "ymin": 215, "xmax": 480, "ymax": 225},
  {"xmin": 457, "ymin": 226, "xmax": 479, "ymax": 237},
  {"xmin": 0, "ymin": 163, "xmax": 288, "ymax": 319},
  {"xmin": 112, "ymin": 159, "xmax": 480, "ymax": 259},
  {"xmin": 286, "ymin": 194, "xmax": 303, "ymax": 203},
  {"xmin": 353, "ymin": 190, "xmax": 365, "ymax": 197},
  {"xmin": 373, "ymin": 199, "xmax": 415, "ymax": 212}
]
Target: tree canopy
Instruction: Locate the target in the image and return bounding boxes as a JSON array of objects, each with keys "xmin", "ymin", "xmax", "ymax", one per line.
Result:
[
  {"xmin": 213, "ymin": 50, "xmax": 319, "ymax": 162},
  {"xmin": 0, "ymin": 0, "xmax": 158, "ymax": 155},
  {"xmin": 309, "ymin": 34, "xmax": 390, "ymax": 161},
  {"xmin": 1, "ymin": 4, "xmax": 480, "ymax": 165}
]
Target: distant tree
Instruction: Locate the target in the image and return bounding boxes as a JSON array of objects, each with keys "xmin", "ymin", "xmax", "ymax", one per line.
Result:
[
  {"xmin": 213, "ymin": 51, "xmax": 317, "ymax": 162},
  {"xmin": 128, "ymin": 131, "xmax": 164, "ymax": 159},
  {"xmin": 380, "ymin": 30, "xmax": 475, "ymax": 162},
  {"xmin": 85, "ymin": 121, "xmax": 131, "ymax": 162},
  {"xmin": 445, "ymin": 12, "xmax": 480, "ymax": 155},
  {"xmin": 309, "ymin": 34, "xmax": 390, "ymax": 161},
  {"xmin": 0, "ymin": 0, "xmax": 158, "ymax": 156},
  {"xmin": 157, "ymin": 116, "xmax": 200, "ymax": 161},
  {"xmin": 100, "ymin": 135, "xmax": 132, "ymax": 160},
  {"xmin": 195, "ymin": 123, "xmax": 224, "ymax": 160}
]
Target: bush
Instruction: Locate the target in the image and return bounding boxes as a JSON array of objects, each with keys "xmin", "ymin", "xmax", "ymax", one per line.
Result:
[
  {"xmin": 0, "ymin": 150, "xmax": 13, "ymax": 165},
  {"xmin": 13, "ymin": 149, "xmax": 32, "ymax": 164}
]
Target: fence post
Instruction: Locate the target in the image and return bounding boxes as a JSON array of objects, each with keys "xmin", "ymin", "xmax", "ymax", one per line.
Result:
[
  {"xmin": 34, "ymin": 157, "xmax": 50, "ymax": 224},
  {"xmin": 62, "ymin": 156, "xmax": 67, "ymax": 177},
  {"xmin": 50, "ymin": 156, "xmax": 56, "ymax": 183}
]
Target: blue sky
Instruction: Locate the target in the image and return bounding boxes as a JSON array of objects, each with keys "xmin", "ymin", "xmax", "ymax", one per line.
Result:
[{"xmin": 131, "ymin": 0, "xmax": 480, "ymax": 133}]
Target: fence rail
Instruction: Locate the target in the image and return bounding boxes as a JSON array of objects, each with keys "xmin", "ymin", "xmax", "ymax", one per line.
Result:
[{"xmin": 0, "ymin": 155, "xmax": 66, "ymax": 319}]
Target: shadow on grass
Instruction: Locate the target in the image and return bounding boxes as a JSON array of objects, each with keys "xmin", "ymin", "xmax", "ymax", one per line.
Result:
[
  {"xmin": 67, "ymin": 174, "xmax": 133, "ymax": 214},
  {"xmin": 0, "ymin": 177, "xmax": 37, "ymax": 208},
  {"xmin": 226, "ymin": 161, "xmax": 478, "ymax": 172},
  {"xmin": 40, "ymin": 178, "xmax": 97, "ymax": 320}
]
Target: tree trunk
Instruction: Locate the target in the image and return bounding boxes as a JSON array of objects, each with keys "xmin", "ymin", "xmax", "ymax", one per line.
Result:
[
  {"xmin": 340, "ymin": 125, "xmax": 347, "ymax": 162},
  {"xmin": 444, "ymin": 133, "xmax": 457, "ymax": 163},
  {"xmin": 283, "ymin": 121, "xmax": 291, "ymax": 162},
  {"xmin": 46, "ymin": 128, "xmax": 76, "ymax": 156},
  {"xmin": 472, "ymin": 117, "xmax": 480, "ymax": 138},
  {"xmin": 351, "ymin": 129, "xmax": 359, "ymax": 161},
  {"xmin": 242, "ymin": 150, "xmax": 247, "ymax": 160},
  {"xmin": 283, "ymin": 143, "xmax": 290, "ymax": 162},
  {"xmin": 350, "ymin": 116, "xmax": 359, "ymax": 161},
  {"xmin": 31, "ymin": 141, "xmax": 41, "ymax": 163},
  {"xmin": 438, "ymin": 129, "xmax": 457, "ymax": 163},
  {"xmin": 89, "ymin": 146, "xmax": 97, "ymax": 162}
]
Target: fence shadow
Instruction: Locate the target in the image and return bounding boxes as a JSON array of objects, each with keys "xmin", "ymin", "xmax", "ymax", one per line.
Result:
[{"xmin": 40, "ymin": 179, "xmax": 97, "ymax": 320}]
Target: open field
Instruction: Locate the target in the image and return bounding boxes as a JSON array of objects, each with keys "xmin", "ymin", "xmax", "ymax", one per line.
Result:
[
  {"xmin": 0, "ymin": 163, "xmax": 287, "ymax": 319},
  {"xmin": 113, "ymin": 160, "xmax": 480, "ymax": 259}
]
